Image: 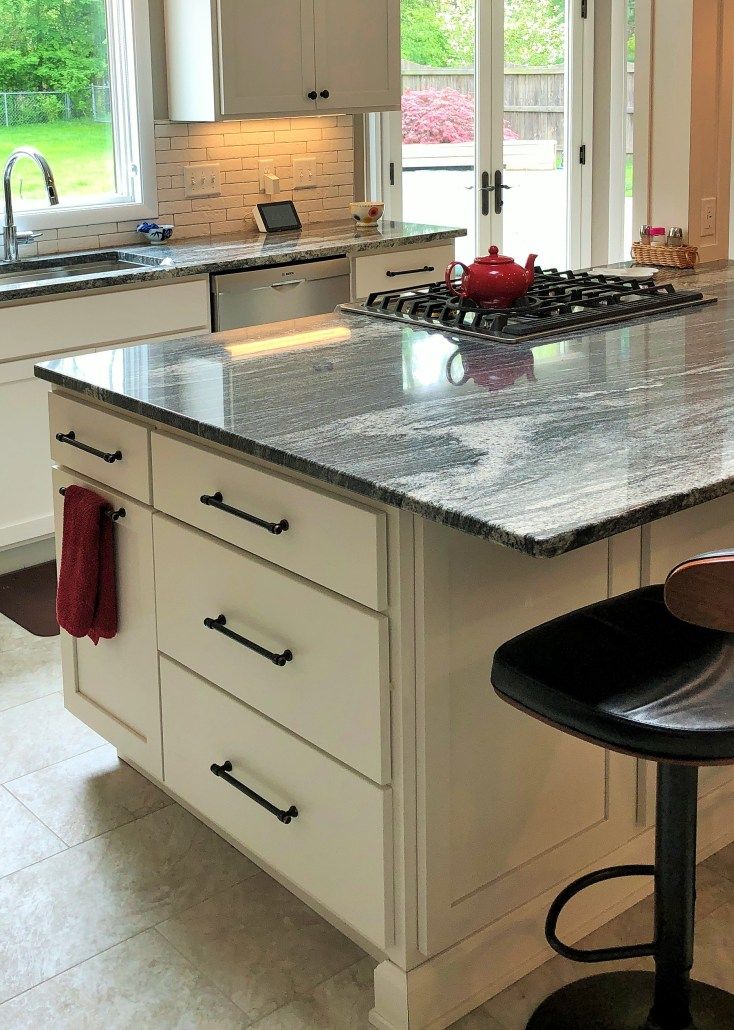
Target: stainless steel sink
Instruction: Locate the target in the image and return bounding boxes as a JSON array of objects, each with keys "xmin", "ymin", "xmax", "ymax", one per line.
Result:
[{"xmin": 0, "ymin": 256, "xmax": 153, "ymax": 287}]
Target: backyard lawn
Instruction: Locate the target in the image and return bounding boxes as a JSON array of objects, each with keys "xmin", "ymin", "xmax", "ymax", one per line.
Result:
[{"xmin": 0, "ymin": 120, "xmax": 114, "ymax": 204}]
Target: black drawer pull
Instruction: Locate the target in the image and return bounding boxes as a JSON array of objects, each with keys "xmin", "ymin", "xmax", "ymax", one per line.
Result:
[
  {"xmin": 210, "ymin": 760, "xmax": 298, "ymax": 824},
  {"xmin": 200, "ymin": 492, "xmax": 289, "ymax": 535},
  {"xmin": 385, "ymin": 264, "xmax": 435, "ymax": 278},
  {"xmin": 56, "ymin": 430, "xmax": 122, "ymax": 464},
  {"xmin": 204, "ymin": 613, "xmax": 293, "ymax": 667},
  {"xmin": 58, "ymin": 486, "xmax": 126, "ymax": 520}
]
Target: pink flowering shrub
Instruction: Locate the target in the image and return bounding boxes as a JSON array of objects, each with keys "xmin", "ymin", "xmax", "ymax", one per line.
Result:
[{"xmin": 402, "ymin": 88, "xmax": 520, "ymax": 144}]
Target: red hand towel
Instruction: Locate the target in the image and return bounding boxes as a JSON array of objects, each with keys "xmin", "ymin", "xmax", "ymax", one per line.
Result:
[{"xmin": 56, "ymin": 485, "xmax": 118, "ymax": 645}]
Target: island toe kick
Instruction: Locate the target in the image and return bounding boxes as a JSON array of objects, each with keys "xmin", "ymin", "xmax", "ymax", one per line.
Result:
[{"xmin": 47, "ymin": 391, "xmax": 734, "ymax": 1030}]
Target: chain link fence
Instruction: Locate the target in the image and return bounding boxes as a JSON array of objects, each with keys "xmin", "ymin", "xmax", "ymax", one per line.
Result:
[{"xmin": 0, "ymin": 86, "xmax": 111, "ymax": 127}]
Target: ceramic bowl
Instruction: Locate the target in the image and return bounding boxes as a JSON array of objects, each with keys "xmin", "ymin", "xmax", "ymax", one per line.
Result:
[
  {"xmin": 136, "ymin": 221, "xmax": 174, "ymax": 245},
  {"xmin": 349, "ymin": 201, "xmax": 384, "ymax": 229}
]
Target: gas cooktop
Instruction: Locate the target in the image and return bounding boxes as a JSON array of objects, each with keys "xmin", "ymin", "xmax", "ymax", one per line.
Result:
[{"xmin": 342, "ymin": 267, "xmax": 715, "ymax": 344}]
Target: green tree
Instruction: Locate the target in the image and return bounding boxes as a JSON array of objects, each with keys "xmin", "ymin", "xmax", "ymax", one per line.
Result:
[
  {"xmin": 403, "ymin": 0, "xmax": 568, "ymax": 69},
  {"xmin": 504, "ymin": 0, "xmax": 565, "ymax": 66},
  {"xmin": 0, "ymin": 0, "xmax": 108, "ymax": 111}
]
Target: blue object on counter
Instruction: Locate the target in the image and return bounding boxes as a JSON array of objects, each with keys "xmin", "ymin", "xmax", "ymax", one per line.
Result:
[{"xmin": 136, "ymin": 222, "xmax": 174, "ymax": 245}]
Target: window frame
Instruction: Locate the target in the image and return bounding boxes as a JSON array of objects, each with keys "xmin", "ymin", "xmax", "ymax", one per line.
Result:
[{"xmin": 8, "ymin": 0, "xmax": 157, "ymax": 232}]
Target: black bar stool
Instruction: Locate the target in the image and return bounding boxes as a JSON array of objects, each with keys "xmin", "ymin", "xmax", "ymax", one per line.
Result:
[{"xmin": 491, "ymin": 552, "xmax": 734, "ymax": 1030}]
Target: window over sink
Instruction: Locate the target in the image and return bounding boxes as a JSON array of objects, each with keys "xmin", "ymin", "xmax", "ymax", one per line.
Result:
[{"xmin": 0, "ymin": 0, "xmax": 155, "ymax": 230}]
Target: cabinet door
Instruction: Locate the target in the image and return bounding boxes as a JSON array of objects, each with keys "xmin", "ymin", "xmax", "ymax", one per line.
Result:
[
  {"xmin": 52, "ymin": 468, "xmax": 162, "ymax": 779},
  {"xmin": 313, "ymin": 0, "xmax": 400, "ymax": 111},
  {"xmin": 0, "ymin": 359, "xmax": 56, "ymax": 550},
  {"xmin": 218, "ymin": 0, "xmax": 317, "ymax": 116}
]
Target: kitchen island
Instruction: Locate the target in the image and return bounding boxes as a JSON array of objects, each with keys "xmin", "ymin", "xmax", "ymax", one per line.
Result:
[{"xmin": 36, "ymin": 261, "xmax": 734, "ymax": 1030}]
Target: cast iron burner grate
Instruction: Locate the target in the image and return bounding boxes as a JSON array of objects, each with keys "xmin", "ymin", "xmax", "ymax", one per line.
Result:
[{"xmin": 342, "ymin": 267, "xmax": 714, "ymax": 344}]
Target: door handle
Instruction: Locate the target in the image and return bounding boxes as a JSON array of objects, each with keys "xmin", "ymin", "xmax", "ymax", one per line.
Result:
[
  {"xmin": 480, "ymin": 170, "xmax": 511, "ymax": 215},
  {"xmin": 269, "ymin": 279, "xmax": 306, "ymax": 289}
]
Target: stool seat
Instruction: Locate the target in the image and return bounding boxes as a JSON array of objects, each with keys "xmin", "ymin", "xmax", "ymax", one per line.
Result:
[{"xmin": 492, "ymin": 585, "xmax": 734, "ymax": 765}]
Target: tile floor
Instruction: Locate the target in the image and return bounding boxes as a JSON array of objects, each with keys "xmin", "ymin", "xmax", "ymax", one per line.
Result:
[{"xmin": 1, "ymin": 611, "xmax": 733, "ymax": 1028}]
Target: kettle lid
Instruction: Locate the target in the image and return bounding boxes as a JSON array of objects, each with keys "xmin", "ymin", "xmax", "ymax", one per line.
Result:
[{"xmin": 474, "ymin": 245, "xmax": 514, "ymax": 265}]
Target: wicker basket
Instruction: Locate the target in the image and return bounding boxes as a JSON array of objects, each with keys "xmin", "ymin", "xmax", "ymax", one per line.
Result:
[{"xmin": 631, "ymin": 242, "xmax": 699, "ymax": 269}]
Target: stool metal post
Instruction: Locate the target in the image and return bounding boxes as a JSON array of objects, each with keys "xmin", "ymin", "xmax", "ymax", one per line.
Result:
[{"xmin": 650, "ymin": 763, "xmax": 698, "ymax": 1030}]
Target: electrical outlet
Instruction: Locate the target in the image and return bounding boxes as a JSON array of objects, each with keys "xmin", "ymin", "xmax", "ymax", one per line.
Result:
[
  {"xmin": 701, "ymin": 197, "xmax": 717, "ymax": 238},
  {"xmin": 183, "ymin": 162, "xmax": 221, "ymax": 198},
  {"xmin": 258, "ymin": 159, "xmax": 276, "ymax": 191},
  {"xmin": 293, "ymin": 156, "xmax": 317, "ymax": 189}
]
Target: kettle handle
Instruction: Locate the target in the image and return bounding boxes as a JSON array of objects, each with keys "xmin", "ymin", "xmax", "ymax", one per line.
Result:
[{"xmin": 445, "ymin": 261, "xmax": 469, "ymax": 298}]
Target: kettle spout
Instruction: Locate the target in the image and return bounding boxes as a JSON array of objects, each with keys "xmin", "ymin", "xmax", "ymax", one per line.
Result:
[{"xmin": 525, "ymin": 254, "xmax": 538, "ymax": 285}]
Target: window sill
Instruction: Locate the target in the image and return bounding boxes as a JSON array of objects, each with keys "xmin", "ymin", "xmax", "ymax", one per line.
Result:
[{"xmin": 10, "ymin": 200, "xmax": 158, "ymax": 233}]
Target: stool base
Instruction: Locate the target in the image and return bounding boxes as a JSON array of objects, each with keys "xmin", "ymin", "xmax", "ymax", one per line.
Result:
[{"xmin": 525, "ymin": 971, "xmax": 734, "ymax": 1030}]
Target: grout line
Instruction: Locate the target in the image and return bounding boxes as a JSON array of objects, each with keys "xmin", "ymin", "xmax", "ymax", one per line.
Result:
[
  {"xmin": 0, "ymin": 684, "xmax": 62, "ymax": 715},
  {"xmin": 0, "ymin": 927, "xmax": 166, "ymax": 1009},
  {"xmin": 0, "ymin": 741, "xmax": 107, "ymax": 789},
  {"xmin": 0, "ymin": 784, "xmax": 68, "ymax": 851}
]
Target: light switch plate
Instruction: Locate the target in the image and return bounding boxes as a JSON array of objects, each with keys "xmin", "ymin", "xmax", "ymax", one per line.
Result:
[
  {"xmin": 701, "ymin": 197, "xmax": 717, "ymax": 238},
  {"xmin": 184, "ymin": 162, "xmax": 221, "ymax": 198},
  {"xmin": 293, "ymin": 156, "xmax": 318, "ymax": 189}
]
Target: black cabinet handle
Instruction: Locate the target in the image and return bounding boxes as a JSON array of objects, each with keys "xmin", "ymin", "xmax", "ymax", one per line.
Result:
[
  {"xmin": 56, "ymin": 430, "xmax": 122, "ymax": 464},
  {"xmin": 307, "ymin": 90, "xmax": 318, "ymax": 100},
  {"xmin": 204, "ymin": 614, "xmax": 293, "ymax": 667},
  {"xmin": 319, "ymin": 89, "xmax": 330, "ymax": 99},
  {"xmin": 58, "ymin": 486, "xmax": 125, "ymax": 520},
  {"xmin": 200, "ymin": 492, "xmax": 289, "ymax": 536},
  {"xmin": 385, "ymin": 264, "xmax": 435, "ymax": 278},
  {"xmin": 210, "ymin": 760, "xmax": 298, "ymax": 824}
]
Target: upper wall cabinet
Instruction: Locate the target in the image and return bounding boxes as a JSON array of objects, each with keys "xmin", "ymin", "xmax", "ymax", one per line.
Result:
[{"xmin": 164, "ymin": 0, "xmax": 400, "ymax": 121}]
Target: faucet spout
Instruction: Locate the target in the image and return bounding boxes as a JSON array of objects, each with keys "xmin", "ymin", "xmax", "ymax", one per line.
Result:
[{"xmin": 3, "ymin": 147, "xmax": 60, "ymax": 262}]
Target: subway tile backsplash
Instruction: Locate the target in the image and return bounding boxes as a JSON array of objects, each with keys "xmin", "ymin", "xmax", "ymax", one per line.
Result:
[{"xmin": 21, "ymin": 116, "xmax": 355, "ymax": 257}]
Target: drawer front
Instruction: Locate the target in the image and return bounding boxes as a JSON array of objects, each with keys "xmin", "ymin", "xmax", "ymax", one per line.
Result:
[
  {"xmin": 1, "ymin": 280, "xmax": 210, "ymax": 362},
  {"xmin": 154, "ymin": 516, "xmax": 390, "ymax": 783},
  {"xmin": 354, "ymin": 243, "xmax": 455, "ymax": 298},
  {"xmin": 53, "ymin": 468, "xmax": 162, "ymax": 778},
  {"xmin": 152, "ymin": 432, "xmax": 387, "ymax": 611},
  {"xmin": 161, "ymin": 657, "xmax": 393, "ymax": 948},
  {"xmin": 49, "ymin": 392, "xmax": 151, "ymax": 503}
]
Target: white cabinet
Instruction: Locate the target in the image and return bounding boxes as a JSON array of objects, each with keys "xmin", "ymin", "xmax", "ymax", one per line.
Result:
[
  {"xmin": 0, "ymin": 355, "xmax": 87, "ymax": 550},
  {"xmin": 313, "ymin": 0, "xmax": 400, "ymax": 112},
  {"xmin": 52, "ymin": 468, "xmax": 162, "ymax": 778},
  {"xmin": 164, "ymin": 0, "xmax": 400, "ymax": 121},
  {"xmin": 0, "ymin": 279, "xmax": 210, "ymax": 558}
]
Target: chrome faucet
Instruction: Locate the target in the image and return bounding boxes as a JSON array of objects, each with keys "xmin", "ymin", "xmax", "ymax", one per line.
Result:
[{"xmin": 2, "ymin": 147, "xmax": 60, "ymax": 262}]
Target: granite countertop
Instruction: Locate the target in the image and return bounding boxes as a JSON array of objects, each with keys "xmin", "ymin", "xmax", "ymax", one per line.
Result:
[
  {"xmin": 0, "ymin": 220, "xmax": 464, "ymax": 303},
  {"xmin": 36, "ymin": 262, "xmax": 734, "ymax": 557}
]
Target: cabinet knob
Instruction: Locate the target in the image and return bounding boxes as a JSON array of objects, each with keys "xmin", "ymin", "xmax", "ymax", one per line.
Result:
[
  {"xmin": 320, "ymin": 89, "xmax": 330, "ymax": 99},
  {"xmin": 307, "ymin": 90, "xmax": 317, "ymax": 100}
]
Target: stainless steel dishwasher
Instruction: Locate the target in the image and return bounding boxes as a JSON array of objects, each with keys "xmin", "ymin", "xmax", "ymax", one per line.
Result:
[{"xmin": 211, "ymin": 256, "xmax": 351, "ymax": 330}]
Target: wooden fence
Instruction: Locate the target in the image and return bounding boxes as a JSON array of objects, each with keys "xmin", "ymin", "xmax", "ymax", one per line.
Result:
[{"xmin": 402, "ymin": 62, "xmax": 635, "ymax": 154}]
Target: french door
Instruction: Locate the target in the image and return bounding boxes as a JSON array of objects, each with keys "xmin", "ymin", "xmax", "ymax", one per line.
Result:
[{"xmin": 377, "ymin": 0, "xmax": 592, "ymax": 271}]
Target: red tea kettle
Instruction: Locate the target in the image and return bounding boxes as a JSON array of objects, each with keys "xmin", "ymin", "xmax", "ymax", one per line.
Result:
[{"xmin": 445, "ymin": 246, "xmax": 538, "ymax": 309}]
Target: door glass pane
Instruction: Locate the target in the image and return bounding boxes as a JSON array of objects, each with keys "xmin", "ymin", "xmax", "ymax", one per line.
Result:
[
  {"xmin": 0, "ymin": 0, "xmax": 116, "ymax": 210},
  {"xmin": 399, "ymin": 0, "xmax": 476, "ymax": 263},
  {"xmin": 502, "ymin": 0, "xmax": 568, "ymax": 269},
  {"xmin": 625, "ymin": 0, "xmax": 636, "ymax": 254}
]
